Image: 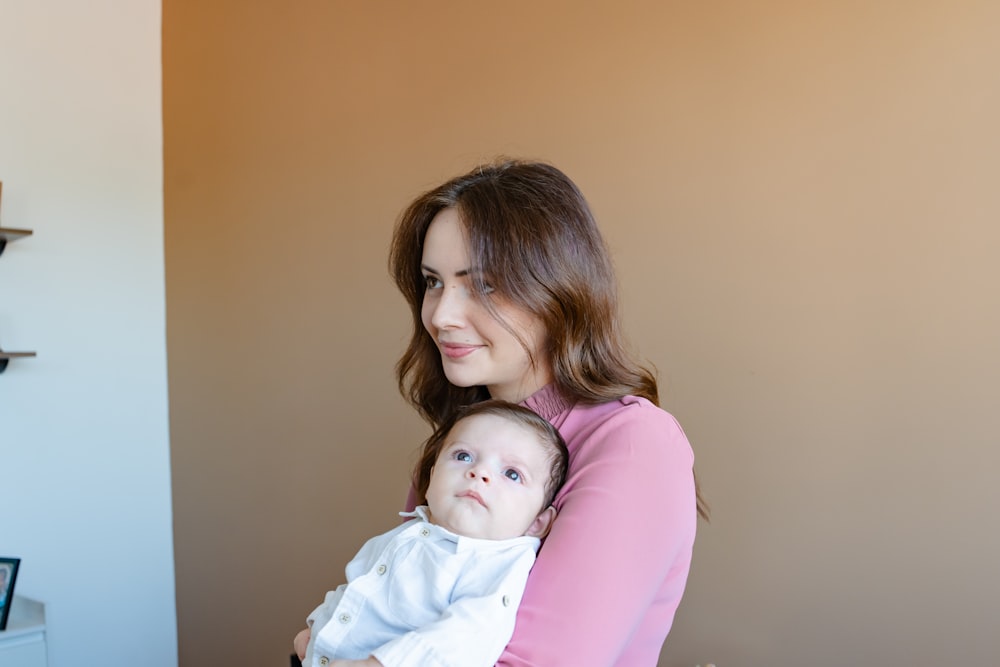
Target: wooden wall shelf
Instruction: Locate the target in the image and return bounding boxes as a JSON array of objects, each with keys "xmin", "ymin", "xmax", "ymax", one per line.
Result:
[
  {"xmin": 0, "ymin": 227, "xmax": 33, "ymax": 257},
  {"xmin": 0, "ymin": 351, "xmax": 37, "ymax": 373},
  {"xmin": 1, "ymin": 183, "xmax": 38, "ymax": 373}
]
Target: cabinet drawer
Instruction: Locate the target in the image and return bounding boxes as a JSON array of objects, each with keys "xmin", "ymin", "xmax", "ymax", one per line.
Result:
[{"xmin": 0, "ymin": 631, "xmax": 47, "ymax": 667}]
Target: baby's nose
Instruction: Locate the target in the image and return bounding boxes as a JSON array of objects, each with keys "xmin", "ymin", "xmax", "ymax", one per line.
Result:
[{"xmin": 467, "ymin": 469, "xmax": 490, "ymax": 483}]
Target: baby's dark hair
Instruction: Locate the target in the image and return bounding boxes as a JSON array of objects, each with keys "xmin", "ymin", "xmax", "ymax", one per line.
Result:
[{"xmin": 415, "ymin": 400, "xmax": 569, "ymax": 510}]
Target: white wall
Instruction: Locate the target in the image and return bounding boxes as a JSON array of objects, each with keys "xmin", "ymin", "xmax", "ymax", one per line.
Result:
[{"xmin": 0, "ymin": 2, "xmax": 177, "ymax": 666}]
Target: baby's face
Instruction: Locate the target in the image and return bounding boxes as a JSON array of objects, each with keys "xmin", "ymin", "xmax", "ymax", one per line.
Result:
[{"xmin": 425, "ymin": 413, "xmax": 552, "ymax": 540}]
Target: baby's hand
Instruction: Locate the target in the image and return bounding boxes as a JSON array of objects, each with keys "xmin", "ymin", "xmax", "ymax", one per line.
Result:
[
  {"xmin": 329, "ymin": 659, "xmax": 382, "ymax": 667},
  {"xmin": 293, "ymin": 628, "xmax": 310, "ymax": 661}
]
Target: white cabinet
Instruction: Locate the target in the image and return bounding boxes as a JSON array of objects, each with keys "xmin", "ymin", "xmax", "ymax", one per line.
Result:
[{"xmin": 0, "ymin": 597, "xmax": 47, "ymax": 667}]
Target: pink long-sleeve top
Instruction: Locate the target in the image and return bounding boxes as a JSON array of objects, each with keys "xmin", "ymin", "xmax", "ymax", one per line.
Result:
[{"xmin": 407, "ymin": 383, "xmax": 697, "ymax": 666}]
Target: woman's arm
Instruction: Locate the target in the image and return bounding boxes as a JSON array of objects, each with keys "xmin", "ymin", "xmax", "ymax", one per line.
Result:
[{"xmin": 498, "ymin": 400, "xmax": 697, "ymax": 666}]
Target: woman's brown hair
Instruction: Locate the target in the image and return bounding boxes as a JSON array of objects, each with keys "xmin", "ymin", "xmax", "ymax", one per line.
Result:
[{"xmin": 389, "ymin": 159, "xmax": 709, "ymax": 521}]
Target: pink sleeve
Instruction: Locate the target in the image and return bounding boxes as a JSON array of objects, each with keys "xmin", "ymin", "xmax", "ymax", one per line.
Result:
[
  {"xmin": 404, "ymin": 485, "xmax": 418, "ymax": 513},
  {"xmin": 497, "ymin": 402, "xmax": 697, "ymax": 666}
]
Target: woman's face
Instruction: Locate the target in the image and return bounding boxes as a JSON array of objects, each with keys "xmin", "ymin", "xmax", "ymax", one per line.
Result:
[{"xmin": 420, "ymin": 208, "xmax": 552, "ymax": 403}]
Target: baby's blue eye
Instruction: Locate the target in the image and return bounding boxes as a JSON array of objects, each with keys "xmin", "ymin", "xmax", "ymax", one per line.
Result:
[
  {"xmin": 454, "ymin": 451, "xmax": 472, "ymax": 463},
  {"xmin": 504, "ymin": 469, "xmax": 521, "ymax": 482}
]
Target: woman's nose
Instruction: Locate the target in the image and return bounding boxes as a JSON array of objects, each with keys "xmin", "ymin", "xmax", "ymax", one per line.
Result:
[{"xmin": 429, "ymin": 285, "xmax": 467, "ymax": 329}]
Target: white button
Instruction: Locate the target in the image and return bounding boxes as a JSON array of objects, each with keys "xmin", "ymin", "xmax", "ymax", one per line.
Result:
[
  {"xmin": 376, "ymin": 564, "xmax": 387, "ymax": 575},
  {"xmin": 319, "ymin": 658, "xmax": 329, "ymax": 666},
  {"xmin": 502, "ymin": 595, "xmax": 511, "ymax": 606},
  {"xmin": 420, "ymin": 528, "xmax": 430, "ymax": 537},
  {"xmin": 339, "ymin": 613, "xmax": 351, "ymax": 624}
]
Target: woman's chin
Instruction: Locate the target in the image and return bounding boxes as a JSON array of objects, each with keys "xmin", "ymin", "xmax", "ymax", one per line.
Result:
[{"xmin": 442, "ymin": 369, "xmax": 482, "ymax": 389}]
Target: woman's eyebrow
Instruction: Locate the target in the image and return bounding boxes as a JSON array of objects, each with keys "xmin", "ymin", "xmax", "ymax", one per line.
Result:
[{"xmin": 421, "ymin": 263, "xmax": 471, "ymax": 277}]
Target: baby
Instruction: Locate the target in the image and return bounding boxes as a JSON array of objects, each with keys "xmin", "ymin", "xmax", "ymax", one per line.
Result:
[{"xmin": 294, "ymin": 399, "xmax": 569, "ymax": 667}]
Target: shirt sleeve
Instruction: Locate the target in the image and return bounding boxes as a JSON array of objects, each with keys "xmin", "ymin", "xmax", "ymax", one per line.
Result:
[
  {"xmin": 371, "ymin": 547, "xmax": 536, "ymax": 667},
  {"xmin": 497, "ymin": 401, "xmax": 697, "ymax": 666}
]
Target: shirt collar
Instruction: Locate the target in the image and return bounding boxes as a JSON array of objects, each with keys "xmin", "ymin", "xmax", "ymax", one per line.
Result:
[
  {"xmin": 400, "ymin": 506, "xmax": 541, "ymax": 552},
  {"xmin": 520, "ymin": 383, "xmax": 573, "ymax": 422}
]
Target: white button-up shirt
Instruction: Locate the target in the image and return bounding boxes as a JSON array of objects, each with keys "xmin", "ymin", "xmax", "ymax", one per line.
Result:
[{"xmin": 304, "ymin": 506, "xmax": 540, "ymax": 667}]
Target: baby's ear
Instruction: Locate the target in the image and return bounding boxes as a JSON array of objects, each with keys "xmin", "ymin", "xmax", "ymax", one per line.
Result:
[{"xmin": 525, "ymin": 506, "xmax": 557, "ymax": 538}]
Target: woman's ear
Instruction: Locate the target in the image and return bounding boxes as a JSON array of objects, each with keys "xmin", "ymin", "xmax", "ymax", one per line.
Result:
[{"xmin": 525, "ymin": 506, "xmax": 557, "ymax": 538}]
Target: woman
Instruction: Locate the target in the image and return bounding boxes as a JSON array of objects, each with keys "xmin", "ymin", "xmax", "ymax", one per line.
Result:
[{"xmin": 390, "ymin": 159, "xmax": 707, "ymax": 666}]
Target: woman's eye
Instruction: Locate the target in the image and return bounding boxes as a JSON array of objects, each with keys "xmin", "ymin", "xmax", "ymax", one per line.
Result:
[
  {"xmin": 454, "ymin": 451, "xmax": 472, "ymax": 463},
  {"xmin": 424, "ymin": 275, "xmax": 443, "ymax": 290},
  {"xmin": 504, "ymin": 469, "xmax": 522, "ymax": 482}
]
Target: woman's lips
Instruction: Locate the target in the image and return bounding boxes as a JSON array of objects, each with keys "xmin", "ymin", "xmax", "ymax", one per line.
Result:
[{"xmin": 440, "ymin": 342, "xmax": 480, "ymax": 359}]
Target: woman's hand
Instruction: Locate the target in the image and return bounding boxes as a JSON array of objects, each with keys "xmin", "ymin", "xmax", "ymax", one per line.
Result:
[
  {"xmin": 329, "ymin": 658, "xmax": 383, "ymax": 667},
  {"xmin": 293, "ymin": 628, "xmax": 310, "ymax": 661}
]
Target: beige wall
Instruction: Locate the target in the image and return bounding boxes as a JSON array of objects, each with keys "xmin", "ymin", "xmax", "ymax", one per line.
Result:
[{"xmin": 164, "ymin": 2, "xmax": 1000, "ymax": 666}]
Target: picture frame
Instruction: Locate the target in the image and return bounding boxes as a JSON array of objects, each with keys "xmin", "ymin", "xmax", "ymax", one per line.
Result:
[{"xmin": 0, "ymin": 557, "xmax": 21, "ymax": 631}]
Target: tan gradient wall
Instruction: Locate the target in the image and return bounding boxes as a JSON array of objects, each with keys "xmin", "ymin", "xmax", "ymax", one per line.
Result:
[{"xmin": 164, "ymin": 2, "xmax": 1000, "ymax": 666}]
